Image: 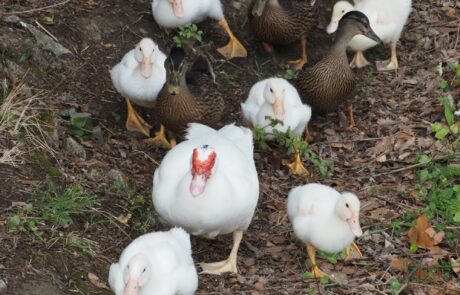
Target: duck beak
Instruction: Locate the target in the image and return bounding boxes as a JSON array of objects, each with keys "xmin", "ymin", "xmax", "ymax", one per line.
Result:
[
  {"xmin": 272, "ymin": 96, "xmax": 285, "ymax": 120},
  {"xmin": 367, "ymin": 27, "xmax": 381, "ymax": 43},
  {"xmin": 172, "ymin": 0, "xmax": 184, "ymax": 19},
  {"xmin": 326, "ymin": 19, "xmax": 339, "ymax": 34},
  {"xmin": 123, "ymin": 277, "xmax": 140, "ymax": 295},
  {"xmin": 347, "ymin": 214, "xmax": 363, "ymax": 237},
  {"xmin": 251, "ymin": 0, "xmax": 268, "ymax": 16},
  {"xmin": 140, "ymin": 56, "xmax": 152, "ymax": 78},
  {"xmin": 190, "ymin": 174, "xmax": 207, "ymax": 197}
]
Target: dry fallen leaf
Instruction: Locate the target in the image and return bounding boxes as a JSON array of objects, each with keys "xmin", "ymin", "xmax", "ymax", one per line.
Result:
[
  {"xmin": 390, "ymin": 257, "xmax": 412, "ymax": 271},
  {"xmin": 116, "ymin": 213, "xmax": 132, "ymax": 225},
  {"xmin": 368, "ymin": 136, "xmax": 394, "ymax": 155},
  {"xmin": 450, "ymin": 258, "xmax": 460, "ymax": 275},
  {"xmin": 407, "ymin": 214, "xmax": 444, "ymax": 251},
  {"xmin": 88, "ymin": 272, "xmax": 110, "ymax": 290}
]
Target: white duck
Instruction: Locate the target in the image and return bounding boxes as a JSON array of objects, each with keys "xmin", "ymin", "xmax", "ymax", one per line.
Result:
[
  {"xmin": 152, "ymin": 123, "xmax": 259, "ymax": 275},
  {"xmin": 287, "ymin": 183, "xmax": 363, "ymax": 278},
  {"xmin": 327, "ymin": 0, "xmax": 412, "ymax": 70},
  {"xmin": 108, "ymin": 227, "xmax": 198, "ymax": 295},
  {"xmin": 151, "ymin": 0, "xmax": 247, "ymax": 59},
  {"xmin": 110, "ymin": 38, "xmax": 169, "ymax": 143},
  {"xmin": 241, "ymin": 77, "xmax": 312, "ymax": 174}
]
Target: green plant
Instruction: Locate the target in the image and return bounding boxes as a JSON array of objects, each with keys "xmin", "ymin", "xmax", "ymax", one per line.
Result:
[
  {"xmin": 173, "ymin": 24, "xmax": 203, "ymax": 47},
  {"xmin": 8, "ymin": 179, "xmax": 99, "ymax": 237},
  {"xmin": 388, "ymin": 277, "xmax": 402, "ymax": 295},
  {"xmin": 356, "ymin": 69, "xmax": 374, "ymax": 93},
  {"xmin": 253, "ymin": 119, "xmax": 333, "ymax": 178},
  {"xmin": 282, "ymin": 69, "xmax": 298, "ymax": 80},
  {"xmin": 317, "ymin": 249, "xmax": 346, "ymax": 265},
  {"xmin": 59, "ymin": 109, "xmax": 101, "ymax": 142}
]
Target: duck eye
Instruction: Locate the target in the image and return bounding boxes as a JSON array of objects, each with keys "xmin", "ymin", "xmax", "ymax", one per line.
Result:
[
  {"xmin": 270, "ymin": 88, "xmax": 273, "ymax": 93},
  {"xmin": 139, "ymin": 47, "xmax": 142, "ymax": 51},
  {"xmin": 345, "ymin": 203, "xmax": 349, "ymax": 208},
  {"xmin": 341, "ymin": 9, "xmax": 345, "ymax": 13},
  {"xmin": 142, "ymin": 268, "xmax": 146, "ymax": 273}
]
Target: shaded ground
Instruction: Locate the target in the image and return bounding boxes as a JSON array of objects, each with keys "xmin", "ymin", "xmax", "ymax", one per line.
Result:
[{"xmin": 1, "ymin": 0, "xmax": 459, "ymax": 294}]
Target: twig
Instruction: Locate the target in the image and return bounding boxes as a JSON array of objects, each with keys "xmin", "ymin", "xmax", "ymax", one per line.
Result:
[
  {"xmin": 373, "ymin": 154, "xmax": 457, "ymax": 177},
  {"xmin": 34, "ymin": 20, "xmax": 58, "ymax": 42},
  {"xmin": 0, "ymin": 0, "xmax": 71, "ymax": 15}
]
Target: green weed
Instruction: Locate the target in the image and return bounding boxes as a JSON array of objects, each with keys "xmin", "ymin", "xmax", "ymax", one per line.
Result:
[
  {"xmin": 253, "ymin": 119, "xmax": 333, "ymax": 178},
  {"xmin": 282, "ymin": 69, "xmax": 298, "ymax": 80},
  {"xmin": 356, "ymin": 69, "xmax": 374, "ymax": 93},
  {"xmin": 388, "ymin": 277, "xmax": 402, "ymax": 295},
  {"xmin": 173, "ymin": 24, "xmax": 203, "ymax": 47},
  {"xmin": 59, "ymin": 109, "xmax": 101, "ymax": 142},
  {"xmin": 317, "ymin": 249, "xmax": 347, "ymax": 265}
]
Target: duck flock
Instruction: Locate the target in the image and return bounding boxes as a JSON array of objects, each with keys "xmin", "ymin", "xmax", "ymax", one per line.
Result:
[{"xmin": 108, "ymin": 0, "xmax": 412, "ymax": 294}]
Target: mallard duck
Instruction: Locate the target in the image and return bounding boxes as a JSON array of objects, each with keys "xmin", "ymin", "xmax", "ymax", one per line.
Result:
[
  {"xmin": 287, "ymin": 183, "xmax": 363, "ymax": 278},
  {"xmin": 248, "ymin": 0, "xmax": 318, "ymax": 69},
  {"xmin": 241, "ymin": 77, "xmax": 312, "ymax": 174},
  {"xmin": 110, "ymin": 38, "xmax": 167, "ymax": 139},
  {"xmin": 149, "ymin": 47, "xmax": 224, "ymax": 148},
  {"xmin": 152, "ymin": 123, "xmax": 259, "ymax": 275},
  {"xmin": 327, "ymin": 0, "xmax": 412, "ymax": 70},
  {"xmin": 295, "ymin": 11, "xmax": 381, "ymax": 130},
  {"xmin": 151, "ymin": 0, "xmax": 247, "ymax": 59},
  {"xmin": 108, "ymin": 227, "xmax": 198, "ymax": 295}
]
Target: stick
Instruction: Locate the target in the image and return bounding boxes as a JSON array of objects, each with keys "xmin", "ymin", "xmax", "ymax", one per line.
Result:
[
  {"xmin": 34, "ymin": 20, "xmax": 58, "ymax": 42},
  {"xmin": 1, "ymin": 0, "xmax": 71, "ymax": 15}
]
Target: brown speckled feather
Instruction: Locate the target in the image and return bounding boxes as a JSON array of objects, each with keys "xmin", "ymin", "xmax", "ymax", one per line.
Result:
[
  {"xmin": 296, "ymin": 54, "xmax": 356, "ymax": 114},
  {"xmin": 156, "ymin": 57, "xmax": 224, "ymax": 136},
  {"xmin": 249, "ymin": 0, "xmax": 317, "ymax": 45}
]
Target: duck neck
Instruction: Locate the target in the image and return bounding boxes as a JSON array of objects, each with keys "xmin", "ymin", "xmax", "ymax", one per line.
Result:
[{"xmin": 330, "ymin": 26, "xmax": 356, "ymax": 56}]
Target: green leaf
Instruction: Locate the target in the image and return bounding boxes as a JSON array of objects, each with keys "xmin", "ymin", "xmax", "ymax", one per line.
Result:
[
  {"xmin": 320, "ymin": 276, "xmax": 329, "ymax": 284},
  {"xmin": 409, "ymin": 242, "xmax": 418, "ymax": 253},
  {"xmin": 302, "ymin": 271, "xmax": 314, "ymax": 279},
  {"xmin": 8, "ymin": 215, "xmax": 21, "ymax": 229},
  {"xmin": 439, "ymin": 97, "xmax": 455, "ymax": 126},
  {"xmin": 418, "ymin": 169, "xmax": 430, "ymax": 182},
  {"xmin": 389, "ymin": 277, "xmax": 402, "ymax": 295}
]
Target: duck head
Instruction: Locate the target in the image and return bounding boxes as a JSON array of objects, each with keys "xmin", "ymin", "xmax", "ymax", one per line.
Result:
[
  {"xmin": 333, "ymin": 11, "xmax": 381, "ymax": 43},
  {"xmin": 326, "ymin": 1, "xmax": 354, "ymax": 34},
  {"xmin": 169, "ymin": 0, "xmax": 184, "ymax": 18},
  {"xmin": 123, "ymin": 253, "xmax": 151, "ymax": 295},
  {"xmin": 166, "ymin": 47, "xmax": 187, "ymax": 95},
  {"xmin": 335, "ymin": 192, "xmax": 363, "ymax": 237},
  {"xmin": 189, "ymin": 145, "xmax": 217, "ymax": 197},
  {"xmin": 134, "ymin": 38, "xmax": 159, "ymax": 79},
  {"xmin": 264, "ymin": 78, "xmax": 286, "ymax": 121}
]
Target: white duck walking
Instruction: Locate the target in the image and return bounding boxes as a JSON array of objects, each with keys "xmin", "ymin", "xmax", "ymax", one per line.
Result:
[
  {"xmin": 287, "ymin": 183, "xmax": 363, "ymax": 278},
  {"xmin": 151, "ymin": 0, "xmax": 247, "ymax": 59},
  {"xmin": 152, "ymin": 123, "xmax": 259, "ymax": 275},
  {"xmin": 327, "ymin": 0, "xmax": 412, "ymax": 70},
  {"xmin": 108, "ymin": 227, "xmax": 198, "ymax": 295},
  {"xmin": 241, "ymin": 77, "xmax": 312, "ymax": 174},
  {"xmin": 110, "ymin": 38, "xmax": 168, "ymax": 142}
]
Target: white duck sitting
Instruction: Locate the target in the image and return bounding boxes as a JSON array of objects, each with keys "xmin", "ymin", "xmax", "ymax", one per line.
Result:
[
  {"xmin": 152, "ymin": 123, "xmax": 259, "ymax": 275},
  {"xmin": 287, "ymin": 183, "xmax": 363, "ymax": 278},
  {"xmin": 241, "ymin": 77, "xmax": 312, "ymax": 174},
  {"xmin": 110, "ymin": 38, "xmax": 169, "ymax": 143},
  {"xmin": 151, "ymin": 0, "xmax": 247, "ymax": 59},
  {"xmin": 327, "ymin": 0, "xmax": 412, "ymax": 70},
  {"xmin": 108, "ymin": 227, "xmax": 198, "ymax": 295}
]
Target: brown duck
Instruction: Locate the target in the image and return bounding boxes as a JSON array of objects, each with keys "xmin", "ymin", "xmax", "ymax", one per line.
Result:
[
  {"xmin": 249, "ymin": 0, "xmax": 318, "ymax": 69},
  {"xmin": 295, "ymin": 11, "xmax": 381, "ymax": 132},
  {"xmin": 148, "ymin": 47, "xmax": 224, "ymax": 148}
]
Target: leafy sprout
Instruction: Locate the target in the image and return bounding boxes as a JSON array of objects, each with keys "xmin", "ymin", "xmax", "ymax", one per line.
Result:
[{"xmin": 173, "ymin": 24, "xmax": 203, "ymax": 47}]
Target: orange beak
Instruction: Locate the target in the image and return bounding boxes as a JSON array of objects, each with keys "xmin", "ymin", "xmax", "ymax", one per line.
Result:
[
  {"xmin": 272, "ymin": 97, "xmax": 285, "ymax": 120},
  {"xmin": 347, "ymin": 214, "xmax": 363, "ymax": 237},
  {"xmin": 140, "ymin": 56, "xmax": 152, "ymax": 78},
  {"xmin": 172, "ymin": 0, "xmax": 184, "ymax": 18},
  {"xmin": 123, "ymin": 277, "xmax": 139, "ymax": 295}
]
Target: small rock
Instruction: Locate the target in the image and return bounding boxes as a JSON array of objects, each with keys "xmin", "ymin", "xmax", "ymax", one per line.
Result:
[
  {"xmin": 3, "ymin": 15, "xmax": 20, "ymax": 24},
  {"xmin": 19, "ymin": 21, "xmax": 72, "ymax": 57},
  {"xmin": 0, "ymin": 278, "xmax": 6, "ymax": 294},
  {"xmin": 108, "ymin": 169, "xmax": 127, "ymax": 184},
  {"xmin": 65, "ymin": 137, "xmax": 87, "ymax": 160}
]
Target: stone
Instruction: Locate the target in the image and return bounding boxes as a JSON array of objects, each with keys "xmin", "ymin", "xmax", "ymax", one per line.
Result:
[
  {"xmin": 19, "ymin": 21, "xmax": 72, "ymax": 57},
  {"xmin": 3, "ymin": 15, "xmax": 20, "ymax": 24},
  {"xmin": 0, "ymin": 278, "xmax": 6, "ymax": 294},
  {"xmin": 65, "ymin": 137, "xmax": 87, "ymax": 160},
  {"xmin": 108, "ymin": 169, "xmax": 128, "ymax": 184}
]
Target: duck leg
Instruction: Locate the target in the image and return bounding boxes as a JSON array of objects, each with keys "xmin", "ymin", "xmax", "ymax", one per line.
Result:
[
  {"xmin": 350, "ymin": 51, "xmax": 370, "ymax": 68},
  {"xmin": 143, "ymin": 125, "xmax": 174, "ymax": 149},
  {"xmin": 306, "ymin": 244, "xmax": 329, "ymax": 278},
  {"xmin": 377, "ymin": 42, "xmax": 399, "ymax": 71},
  {"xmin": 217, "ymin": 18, "xmax": 248, "ymax": 59},
  {"xmin": 201, "ymin": 230, "xmax": 243, "ymax": 275},
  {"xmin": 304, "ymin": 124, "xmax": 314, "ymax": 143},
  {"xmin": 345, "ymin": 241, "xmax": 363, "ymax": 259},
  {"xmin": 288, "ymin": 37, "xmax": 308, "ymax": 70},
  {"xmin": 345, "ymin": 104, "xmax": 356, "ymax": 130},
  {"xmin": 124, "ymin": 97, "xmax": 151, "ymax": 137},
  {"xmin": 287, "ymin": 152, "xmax": 310, "ymax": 175}
]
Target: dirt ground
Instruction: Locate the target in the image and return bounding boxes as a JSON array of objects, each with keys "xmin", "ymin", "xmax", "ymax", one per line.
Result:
[{"xmin": 0, "ymin": 0, "xmax": 459, "ymax": 294}]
